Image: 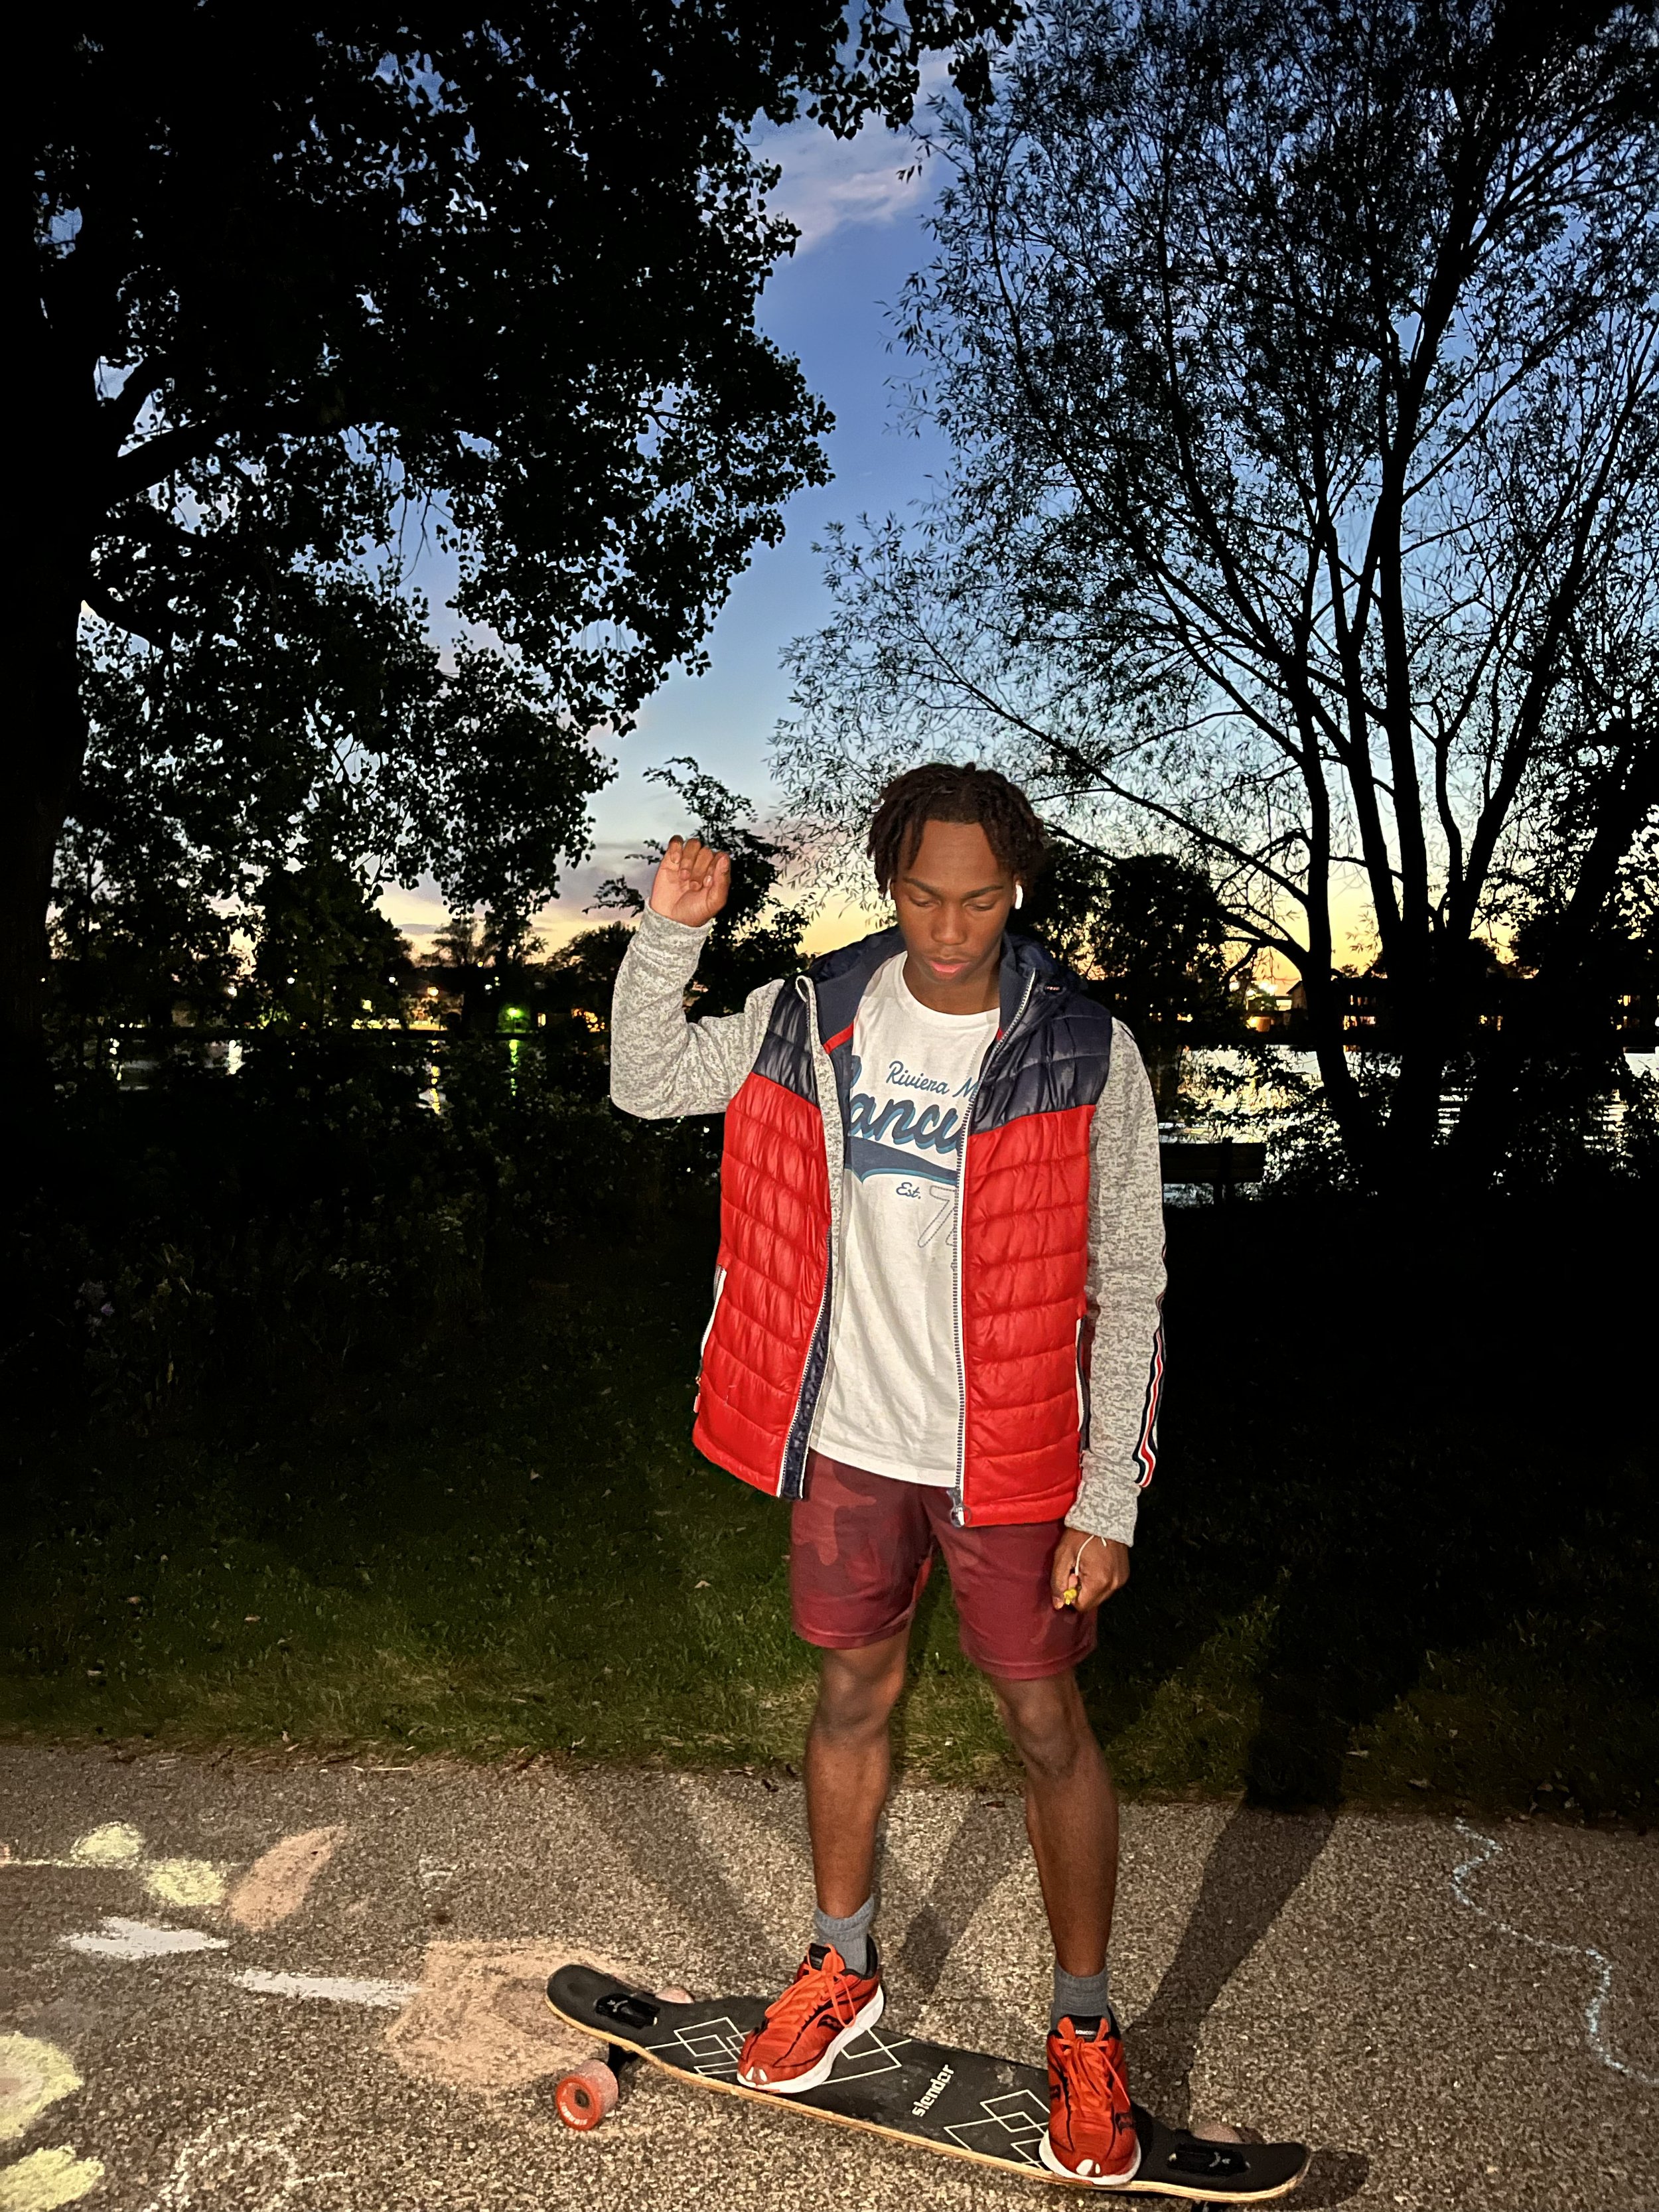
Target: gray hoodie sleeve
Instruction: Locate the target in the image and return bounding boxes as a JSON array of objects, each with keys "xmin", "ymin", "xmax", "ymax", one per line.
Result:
[
  {"xmin": 609, "ymin": 907, "xmax": 785, "ymax": 1119},
  {"xmin": 1070, "ymin": 1022, "xmax": 1167, "ymax": 1545}
]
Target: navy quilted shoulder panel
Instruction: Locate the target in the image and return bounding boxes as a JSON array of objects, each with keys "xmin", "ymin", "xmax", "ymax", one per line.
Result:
[
  {"xmin": 972, "ymin": 962, "xmax": 1115, "ymax": 1132},
  {"xmin": 810, "ymin": 926, "xmax": 905, "ymax": 1043},
  {"xmin": 753, "ymin": 981, "xmax": 816, "ymax": 1100},
  {"xmin": 761, "ymin": 926, "xmax": 1113, "ymax": 1125}
]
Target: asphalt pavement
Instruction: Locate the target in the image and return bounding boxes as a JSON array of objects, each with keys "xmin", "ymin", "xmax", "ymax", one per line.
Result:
[{"xmin": 1, "ymin": 1745, "xmax": 1654, "ymax": 2211}]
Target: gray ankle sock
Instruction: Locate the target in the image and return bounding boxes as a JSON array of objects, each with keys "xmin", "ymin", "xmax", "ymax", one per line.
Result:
[
  {"xmin": 813, "ymin": 1894, "xmax": 877, "ymax": 1976},
  {"xmin": 1051, "ymin": 1960, "xmax": 1114, "ymax": 2031}
]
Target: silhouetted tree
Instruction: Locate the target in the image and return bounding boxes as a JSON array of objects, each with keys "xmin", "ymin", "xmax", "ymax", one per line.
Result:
[
  {"xmin": 425, "ymin": 906, "xmax": 548, "ymax": 1035},
  {"xmin": 777, "ymin": 0, "xmax": 1659, "ymax": 1188},
  {"xmin": 1458, "ymin": 696, "xmax": 1659, "ymax": 1171},
  {"xmin": 541, "ymin": 924, "xmax": 638, "ymax": 1045},
  {"xmin": 50, "ymin": 826, "xmax": 240, "ymax": 1037},
  {"xmin": 252, "ymin": 852, "xmax": 412, "ymax": 1029},
  {"xmin": 1023, "ymin": 840, "xmax": 1248, "ymax": 1037},
  {"xmin": 17, "ymin": 0, "xmax": 1015, "ymax": 1060}
]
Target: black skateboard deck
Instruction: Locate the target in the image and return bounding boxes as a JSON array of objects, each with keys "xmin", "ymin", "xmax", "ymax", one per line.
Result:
[{"xmin": 546, "ymin": 1964, "xmax": 1311, "ymax": 2200}]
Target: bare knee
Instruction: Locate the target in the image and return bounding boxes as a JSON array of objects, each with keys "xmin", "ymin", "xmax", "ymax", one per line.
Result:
[
  {"xmin": 995, "ymin": 1673, "xmax": 1094, "ymax": 1783},
  {"xmin": 812, "ymin": 1638, "xmax": 908, "ymax": 1739}
]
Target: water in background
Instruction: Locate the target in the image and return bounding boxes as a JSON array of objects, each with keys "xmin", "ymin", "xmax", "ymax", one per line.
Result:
[
  {"xmin": 80, "ymin": 1032, "xmax": 1657, "ymax": 1193},
  {"xmin": 1152, "ymin": 1047, "xmax": 1658, "ymax": 1201}
]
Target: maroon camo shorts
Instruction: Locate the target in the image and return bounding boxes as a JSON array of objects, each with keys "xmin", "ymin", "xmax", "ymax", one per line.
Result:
[{"xmin": 789, "ymin": 1449, "xmax": 1098, "ymax": 1682}]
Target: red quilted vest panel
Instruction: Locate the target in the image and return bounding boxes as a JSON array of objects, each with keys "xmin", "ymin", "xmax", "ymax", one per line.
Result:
[
  {"xmin": 692, "ymin": 1070, "xmax": 830, "ymax": 1495},
  {"xmin": 958, "ymin": 1105, "xmax": 1096, "ymax": 1524}
]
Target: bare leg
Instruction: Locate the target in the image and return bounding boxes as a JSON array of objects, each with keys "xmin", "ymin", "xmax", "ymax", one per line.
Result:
[
  {"xmin": 991, "ymin": 1668, "xmax": 1118, "ymax": 1974},
  {"xmin": 804, "ymin": 1629, "xmax": 910, "ymax": 1919}
]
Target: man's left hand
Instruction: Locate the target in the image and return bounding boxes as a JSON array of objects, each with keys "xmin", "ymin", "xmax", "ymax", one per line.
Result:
[{"xmin": 1049, "ymin": 1526, "xmax": 1129, "ymax": 1614}]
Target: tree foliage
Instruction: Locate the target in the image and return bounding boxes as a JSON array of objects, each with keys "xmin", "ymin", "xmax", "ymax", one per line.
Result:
[
  {"xmin": 19, "ymin": 0, "xmax": 1017, "ymax": 1055},
  {"xmin": 1023, "ymin": 840, "xmax": 1246, "ymax": 1037},
  {"xmin": 541, "ymin": 924, "xmax": 640, "ymax": 1035},
  {"xmin": 776, "ymin": 0, "xmax": 1659, "ymax": 1185},
  {"xmin": 595, "ymin": 755, "xmax": 811, "ymax": 1011},
  {"xmin": 251, "ymin": 852, "xmax": 413, "ymax": 1031}
]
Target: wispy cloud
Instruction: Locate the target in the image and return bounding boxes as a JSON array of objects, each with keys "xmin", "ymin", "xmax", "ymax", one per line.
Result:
[{"xmin": 755, "ymin": 60, "xmax": 950, "ymax": 254}]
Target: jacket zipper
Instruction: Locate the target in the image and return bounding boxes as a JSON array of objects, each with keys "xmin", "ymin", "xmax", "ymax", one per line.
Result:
[
  {"xmin": 1074, "ymin": 1316, "xmax": 1091, "ymax": 1450},
  {"xmin": 775, "ymin": 976, "xmax": 838, "ymax": 1498},
  {"xmin": 696, "ymin": 1265, "xmax": 728, "ymax": 1394},
  {"xmin": 951, "ymin": 970, "xmax": 1038, "ymax": 1526}
]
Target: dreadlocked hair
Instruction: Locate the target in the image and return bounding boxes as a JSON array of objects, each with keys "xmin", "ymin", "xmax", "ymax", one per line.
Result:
[{"xmin": 867, "ymin": 763, "xmax": 1048, "ymax": 897}]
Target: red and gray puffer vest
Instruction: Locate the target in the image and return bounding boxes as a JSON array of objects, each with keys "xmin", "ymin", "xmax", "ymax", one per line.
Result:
[{"xmin": 693, "ymin": 927, "xmax": 1115, "ymax": 1528}]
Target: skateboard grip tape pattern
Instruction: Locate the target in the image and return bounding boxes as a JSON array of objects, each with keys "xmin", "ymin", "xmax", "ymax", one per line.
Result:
[{"xmin": 546, "ymin": 1965, "xmax": 1311, "ymax": 2200}]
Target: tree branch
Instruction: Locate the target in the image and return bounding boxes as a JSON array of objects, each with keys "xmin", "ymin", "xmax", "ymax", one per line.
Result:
[
  {"xmin": 111, "ymin": 394, "xmax": 355, "ymax": 492},
  {"xmin": 81, "ymin": 577, "xmax": 171, "ymax": 646}
]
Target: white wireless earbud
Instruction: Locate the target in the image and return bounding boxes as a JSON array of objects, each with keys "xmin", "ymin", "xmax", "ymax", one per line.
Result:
[{"xmin": 1013, "ymin": 883, "xmax": 1025, "ymax": 910}]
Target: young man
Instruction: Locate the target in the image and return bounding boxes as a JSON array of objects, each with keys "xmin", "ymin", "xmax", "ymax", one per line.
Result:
[{"xmin": 610, "ymin": 763, "xmax": 1165, "ymax": 2187}]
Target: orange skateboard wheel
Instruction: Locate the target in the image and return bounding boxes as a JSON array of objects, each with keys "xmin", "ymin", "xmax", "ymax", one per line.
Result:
[
  {"xmin": 554, "ymin": 2060, "xmax": 620, "ymax": 2130},
  {"xmin": 656, "ymin": 1986, "xmax": 693, "ymax": 2004}
]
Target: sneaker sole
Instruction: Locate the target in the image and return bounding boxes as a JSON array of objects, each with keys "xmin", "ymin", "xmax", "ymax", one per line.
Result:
[
  {"xmin": 1038, "ymin": 2126, "xmax": 1142, "ymax": 2187},
  {"xmin": 737, "ymin": 1984, "xmax": 886, "ymax": 2095}
]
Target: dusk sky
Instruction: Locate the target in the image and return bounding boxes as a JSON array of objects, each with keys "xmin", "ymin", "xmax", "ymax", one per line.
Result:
[{"xmin": 386, "ymin": 95, "xmax": 960, "ymax": 955}]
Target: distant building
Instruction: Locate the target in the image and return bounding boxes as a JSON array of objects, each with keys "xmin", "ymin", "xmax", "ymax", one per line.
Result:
[
  {"xmin": 1615, "ymin": 991, "xmax": 1657, "ymax": 1049},
  {"xmin": 1282, "ymin": 975, "xmax": 1391, "ymax": 1039},
  {"xmin": 1264, "ymin": 968, "xmax": 1656, "ymax": 1051}
]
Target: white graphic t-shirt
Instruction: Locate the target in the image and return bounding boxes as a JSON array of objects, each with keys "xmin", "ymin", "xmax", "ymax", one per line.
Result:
[{"xmin": 811, "ymin": 954, "xmax": 999, "ymax": 1487}]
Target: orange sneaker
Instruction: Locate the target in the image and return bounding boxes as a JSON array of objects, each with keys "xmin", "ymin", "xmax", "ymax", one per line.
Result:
[
  {"xmin": 735, "ymin": 1941, "xmax": 884, "ymax": 2094},
  {"xmin": 1039, "ymin": 2012, "xmax": 1141, "ymax": 2186}
]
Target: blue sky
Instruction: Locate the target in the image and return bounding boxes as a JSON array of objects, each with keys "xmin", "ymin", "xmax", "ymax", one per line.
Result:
[{"xmin": 385, "ymin": 103, "xmax": 956, "ymax": 954}]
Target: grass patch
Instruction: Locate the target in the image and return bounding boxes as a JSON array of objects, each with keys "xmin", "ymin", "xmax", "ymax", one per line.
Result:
[
  {"xmin": 6, "ymin": 1193, "xmax": 1656, "ymax": 1820},
  {"xmin": 7, "ymin": 1234, "xmax": 816, "ymax": 1766}
]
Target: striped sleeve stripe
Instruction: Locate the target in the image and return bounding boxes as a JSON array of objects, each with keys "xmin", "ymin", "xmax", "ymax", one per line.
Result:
[{"xmin": 1133, "ymin": 1295, "xmax": 1165, "ymax": 1489}]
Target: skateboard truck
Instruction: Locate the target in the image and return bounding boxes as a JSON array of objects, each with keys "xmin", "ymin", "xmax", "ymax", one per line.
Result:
[
  {"xmin": 554, "ymin": 1988, "xmax": 695, "ymax": 2132},
  {"xmin": 1165, "ymin": 2136, "xmax": 1250, "ymax": 2178},
  {"xmin": 595, "ymin": 1987, "xmax": 661, "ymax": 2031}
]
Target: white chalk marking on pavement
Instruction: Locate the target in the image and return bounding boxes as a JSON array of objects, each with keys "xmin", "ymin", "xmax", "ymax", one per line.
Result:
[
  {"xmin": 61, "ymin": 1917, "xmax": 230, "ymax": 1960},
  {"xmin": 134, "ymin": 2110, "xmax": 348, "ymax": 2209},
  {"xmin": 0, "ymin": 2144, "xmax": 107, "ymax": 2212},
  {"xmin": 1451, "ymin": 1820, "xmax": 1658, "ymax": 2087},
  {"xmin": 54, "ymin": 1918, "xmax": 414, "ymax": 2010},
  {"xmin": 229, "ymin": 1968, "xmax": 419, "ymax": 2008}
]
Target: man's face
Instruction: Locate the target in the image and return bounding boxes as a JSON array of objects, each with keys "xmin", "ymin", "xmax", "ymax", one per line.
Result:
[{"xmin": 892, "ymin": 818, "xmax": 1017, "ymax": 1013}]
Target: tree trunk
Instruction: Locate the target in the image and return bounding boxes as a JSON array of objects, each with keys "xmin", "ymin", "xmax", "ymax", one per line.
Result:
[
  {"xmin": 5, "ymin": 588, "xmax": 89, "ymax": 1074},
  {"xmin": 1386, "ymin": 962, "xmax": 1457, "ymax": 1193},
  {"xmin": 1301, "ymin": 976, "xmax": 1387, "ymax": 1188}
]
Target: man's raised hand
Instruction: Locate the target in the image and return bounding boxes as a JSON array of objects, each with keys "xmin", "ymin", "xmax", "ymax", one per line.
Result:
[{"xmin": 648, "ymin": 835, "xmax": 731, "ymax": 928}]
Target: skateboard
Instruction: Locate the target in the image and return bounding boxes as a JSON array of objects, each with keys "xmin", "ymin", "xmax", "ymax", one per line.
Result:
[{"xmin": 545, "ymin": 1964, "xmax": 1311, "ymax": 2201}]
